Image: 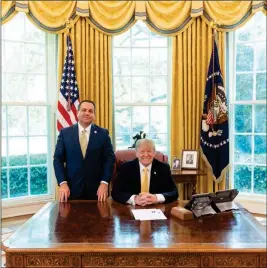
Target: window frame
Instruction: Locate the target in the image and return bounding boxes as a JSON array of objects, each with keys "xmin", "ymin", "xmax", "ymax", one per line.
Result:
[
  {"xmin": 1, "ymin": 19, "xmax": 58, "ymax": 215},
  {"xmin": 227, "ymin": 27, "xmax": 266, "ymax": 213},
  {"xmin": 112, "ymin": 23, "xmax": 172, "ymax": 156}
]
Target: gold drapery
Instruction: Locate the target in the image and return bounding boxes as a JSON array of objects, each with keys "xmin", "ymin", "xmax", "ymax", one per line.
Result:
[
  {"xmin": 58, "ymin": 18, "xmax": 112, "ymax": 133},
  {"xmin": 171, "ymin": 18, "xmax": 226, "ymax": 199},
  {"xmin": 56, "ymin": 18, "xmax": 112, "ymax": 200},
  {"xmin": 1, "ymin": 1, "xmax": 266, "ymax": 35}
]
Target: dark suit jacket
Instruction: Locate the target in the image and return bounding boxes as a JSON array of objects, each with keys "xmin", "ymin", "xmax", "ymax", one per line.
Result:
[
  {"xmin": 111, "ymin": 158, "xmax": 178, "ymax": 204},
  {"xmin": 53, "ymin": 124, "xmax": 115, "ymax": 199}
]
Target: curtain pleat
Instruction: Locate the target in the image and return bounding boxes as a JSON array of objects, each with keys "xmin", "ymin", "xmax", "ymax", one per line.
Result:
[
  {"xmin": 2, "ymin": 1, "xmax": 266, "ymax": 34},
  {"xmin": 171, "ymin": 18, "xmax": 226, "ymax": 199}
]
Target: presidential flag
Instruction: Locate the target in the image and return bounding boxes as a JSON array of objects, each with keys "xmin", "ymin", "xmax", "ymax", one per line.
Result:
[
  {"xmin": 200, "ymin": 37, "xmax": 229, "ymax": 183},
  {"xmin": 57, "ymin": 35, "xmax": 80, "ymax": 131}
]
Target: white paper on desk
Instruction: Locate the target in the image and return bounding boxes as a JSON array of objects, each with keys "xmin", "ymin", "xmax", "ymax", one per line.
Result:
[
  {"xmin": 131, "ymin": 209, "xmax": 167, "ymax": 220},
  {"xmin": 216, "ymin": 202, "xmax": 239, "ymax": 212}
]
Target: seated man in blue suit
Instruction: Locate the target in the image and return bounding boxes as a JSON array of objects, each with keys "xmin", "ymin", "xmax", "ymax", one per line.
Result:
[
  {"xmin": 53, "ymin": 100, "xmax": 115, "ymax": 202},
  {"xmin": 112, "ymin": 139, "xmax": 178, "ymax": 206}
]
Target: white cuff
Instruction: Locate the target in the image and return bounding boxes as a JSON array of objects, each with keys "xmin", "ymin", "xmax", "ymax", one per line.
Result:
[
  {"xmin": 59, "ymin": 181, "xmax": 67, "ymax": 185},
  {"xmin": 155, "ymin": 194, "xmax": 165, "ymax": 203},
  {"xmin": 100, "ymin": 181, "xmax": 108, "ymax": 185},
  {"xmin": 127, "ymin": 195, "xmax": 136, "ymax": 205}
]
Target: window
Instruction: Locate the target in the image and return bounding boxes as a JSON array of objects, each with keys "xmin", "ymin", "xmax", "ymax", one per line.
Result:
[
  {"xmin": 229, "ymin": 12, "xmax": 266, "ymax": 195},
  {"xmin": 113, "ymin": 21, "xmax": 171, "ymax": 154},
  {"xmin": 1, "ymin": 13, "xmax": 57, "ymax": 202}
]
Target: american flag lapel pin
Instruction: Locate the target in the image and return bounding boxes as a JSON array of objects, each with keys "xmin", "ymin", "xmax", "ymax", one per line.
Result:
[
  {"xmin": 94, "ymin": 130, "xmax": 97, "ymax": 134},
  {"xmin": 154, "ymin": 171, "xmax": 156, "ymax": 175}
]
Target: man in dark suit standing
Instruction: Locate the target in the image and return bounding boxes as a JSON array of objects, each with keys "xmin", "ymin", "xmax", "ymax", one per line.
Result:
[
  {"xmin": 53, "ymin": 100, "xmax": 115, "ymax": 202},
  {"xmin": 112, "ymin": 139, "xmax": 178, "ymax": 206}
]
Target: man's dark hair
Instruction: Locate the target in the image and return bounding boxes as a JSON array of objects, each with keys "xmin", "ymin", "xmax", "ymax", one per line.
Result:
[{"xmin": 78, "ymin": 100, "xmax": 96, "ymax": 111}]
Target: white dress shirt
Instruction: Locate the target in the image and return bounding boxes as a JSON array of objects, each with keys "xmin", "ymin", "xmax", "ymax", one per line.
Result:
[
  {"xmin": 127, "ymin": 162, "xmax": 165, "ymax": 205},
  {"xmin": 59, "ymin": 123, "xmax": 108, "ymax": 186}
]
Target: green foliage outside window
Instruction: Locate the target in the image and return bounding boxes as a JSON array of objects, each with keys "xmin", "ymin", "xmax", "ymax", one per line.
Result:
[{"xmin": 1, "ymin": 154, "xmax": 48, "ymax": 199}]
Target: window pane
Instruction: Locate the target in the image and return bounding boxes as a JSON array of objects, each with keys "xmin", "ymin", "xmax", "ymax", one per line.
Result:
[
  {"xmin": 113, "ymin": 48, "xmax": 131, "ymax": 75},
  {"xmin": 150, "ymin": 32, "xmax": 168, "ymax": 47},
  {"xmin": 236, "ymin": 44, "xmax": 254, "ymax": 72},
  {"xmin": 113, "ymin": 31, "xmax": 130, "ymax": 47},
  {"xmin": 132, "ymin": 22, "xmax": 149, "ymax": 47},
  {"xmin": 256, "ymin": 73, "xmax": 267, "ymax": 100},
  {"xmin": 132, "ymin": 48, "xmax": 149, "ymax": 75},
  {"xmin": 234, "ymin": 105, "xmax": 252, "ymax": 133},
  {"xmin": 234, "ymin": 165, "xmax": 252, "ymax": 193},
  {"xmin": 255, "ymin": 43, "xmax": 266, "ymax": 71},
  {"xmin": 254, "ymin": 166, "xmax": 267, "ymax": 194},
  {"xmin": 235, "ymin": 74, "xmax": 253, "ymax": 101},
  {"xmin": 25, "ymin": 18, "xmax": 45, "ymax": 44},
  {"xmin": 132, "ymin": 77, "xmax": 149, "ymax": 102},
  {"xmin": 7, "ymin": 106, "xmax": 27, "ymax": 136},
  {"xmin": 27, "ymin": 75, "xmax": 47, "ymax": 102},
  {"xmin": 4, "ymin": 42, "xmax": 25, "ymax": 73},
  {"xmin": 149, "ymin": 133, "xmax": 167, "ymax": 154},
  {"xmin": 3, "ymin": 74, "xmax": 27, "ymax": 102},
  {"xmin": 254, "ymin": 136, "xmax": 266, "ymax": 164},
  {"xmin": 29, "ymin": 137, "xmax": 47, "ymax": 165},
  {"xmin": 2, "ymin": 106, "xmax": 7, "ymax": 136},
  {"xmin": 3, "ymin": 13, "xmax": 25, "ymax": 41},
  {"xmin": 29, "ymin": 106, "xmax": 47, "ymax": 135},
  {"xmin": 9, "ymin": 167, "xmax": 28, "ymax": 198},
  {"xmin": 132, "ymin": 107, "xmax": 149, "ymax": 133},
  {"xmin": 115, "ymin": 107, "xmax": 131, "ymax": 134},
  {"xmin": 150, "ymin": 106, "xmax": 167, "ymax": 133},
  {"xmin": 25, "ymin": 44, "xmax": 46, "ymax": 74},
  {"xmin": 254, "ymin": 105, "xmax": 266, "ymax": 133},
  {"xmin": 1, "ymin": 168, "xmax": 8, "ymax": 199},
  {"xmin": 150, "ymin": 48, "xmax": 167, "ymax": 75},
  {"xmin": 234, "ymin": 135, "xmax": 252, "ymax": 163},
  {"xmin": 2, "ymin": 138, "xmax": 7, "ymax": 167},
  {"xmin": 9, "ymin": 137, "xmax": 28, "ymax": 166},
  {"xmin": 115, "ymin": 134, "xmax": 131, "ymax": 150},
  {"xmin": 30, "ymin": 166, "xmax": 48, "ymax": 195},
  {"xmin": 114, "ymin": 77, "xmax": 131, "ymax": 103},
  {"xmin": 150, "ymin": 77, "xmax": 167, "ymax": 103}
]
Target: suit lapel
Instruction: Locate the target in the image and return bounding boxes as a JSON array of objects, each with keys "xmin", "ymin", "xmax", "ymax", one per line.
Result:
[
  {"xmin": 72, "ymin": 124, "xmax": 82, "ymax": 157},
  {"xmin": 133, "ymin": 159, "xmax": 142, "ymax": 191},
  {"xmin": 150, "ymin": 160, "xmax": 158, "ymax": 192},
  {"xmin": 86, "ymin": 124, "xmax": 96, "ymax": 157}
]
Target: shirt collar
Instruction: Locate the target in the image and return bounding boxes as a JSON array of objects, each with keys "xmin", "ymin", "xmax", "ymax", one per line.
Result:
[
  {"xmin": 78, "ymin": 123, "xmax": 91, "ymax": 133},
  {"xmin": 139, "ymin": 162, "xmax": 152, "ymax": 172}
]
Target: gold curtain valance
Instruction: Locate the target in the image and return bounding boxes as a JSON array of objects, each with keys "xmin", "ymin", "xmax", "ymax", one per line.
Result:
[{"xmin": 1, "ymin": 1, "xmax": 266, "ymax": 35}]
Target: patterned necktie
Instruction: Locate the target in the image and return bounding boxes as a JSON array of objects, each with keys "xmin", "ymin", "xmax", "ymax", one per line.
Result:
[
  {"xmin": 80, "ymin": 129, "xmax": 87, "ymax": 158},
  {"xmin": 141, "ymin": 167, "xmax": 149, "ymax": 193}
]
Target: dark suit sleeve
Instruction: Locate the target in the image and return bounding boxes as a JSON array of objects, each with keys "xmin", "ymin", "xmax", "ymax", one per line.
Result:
[
  {"xmin": 111, "ymin": 164, "xmax": 133, "ymax": 204},
  {"xmin": 160, "ymin": 164, "xmax": 178, "ymax": 203},
  {"xmin": 53, "ymin": 130, "xmax": 66, "ymax": 185},
  {"xmin": 100, "ymin": 130, "xmax": 115, "ymax": 183}
]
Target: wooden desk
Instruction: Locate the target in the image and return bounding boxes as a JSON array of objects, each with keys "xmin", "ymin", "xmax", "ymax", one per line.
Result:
[
  {"xmin": 3, "ymin": 200, "xmax": 266, "ymax": 268},
  {"xmin": 172, "ymin": 169, "xmax": 206, "ymax": 199}
]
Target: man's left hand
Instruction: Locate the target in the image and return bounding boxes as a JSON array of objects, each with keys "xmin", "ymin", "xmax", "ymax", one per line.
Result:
[
  {"xmin": 97, "ymin": 183, "xmax": 108, "ymax": 202},
  {"xmin": 143, "ymin": 193, "xmax": 158, "ymax": 205}
]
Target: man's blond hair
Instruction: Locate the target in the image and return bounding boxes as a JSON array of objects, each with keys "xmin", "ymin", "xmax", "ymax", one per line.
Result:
[{"xmin": 135, "ymin": 139, "xmax": 156, "ymax": 151}]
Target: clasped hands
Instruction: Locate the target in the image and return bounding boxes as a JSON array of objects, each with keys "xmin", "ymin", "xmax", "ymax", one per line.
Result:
[{"xmin": 134, "ymin": 192, "xmax": 158, "ymax": 206}]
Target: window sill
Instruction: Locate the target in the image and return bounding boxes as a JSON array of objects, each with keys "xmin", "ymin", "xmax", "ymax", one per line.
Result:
[
  {"xmin": 236, "ymin": 194, "xmax": 266, "ymax": 214},
  {"xmin": 2, "ymin": 195, "xmax": 55, "ymax": 218}
]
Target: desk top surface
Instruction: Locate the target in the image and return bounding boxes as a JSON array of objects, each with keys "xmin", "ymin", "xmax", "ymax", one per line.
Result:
[{"xmin": 3, "ymin": 199, "xmax": 266, "ymax": 252}]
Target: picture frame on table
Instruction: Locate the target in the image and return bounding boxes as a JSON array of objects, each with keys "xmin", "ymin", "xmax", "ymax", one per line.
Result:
[
  {"xmin": 172, "ymin": 157, "xmax": 181, "ymax": 170},
  {"xmin": 181, "ymin": 150, "xmax": 199, "ymax": 169}
]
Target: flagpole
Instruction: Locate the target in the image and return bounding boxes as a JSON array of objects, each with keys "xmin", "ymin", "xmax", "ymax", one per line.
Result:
[{"xmin": 66, "ymin": 20, "xmax": 71, "ymax": 112}]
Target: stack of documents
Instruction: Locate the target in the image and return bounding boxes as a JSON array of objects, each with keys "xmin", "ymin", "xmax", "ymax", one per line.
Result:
[{"xmin": 131, "ymin": 209, "xmax": 167, "ymax": 221}]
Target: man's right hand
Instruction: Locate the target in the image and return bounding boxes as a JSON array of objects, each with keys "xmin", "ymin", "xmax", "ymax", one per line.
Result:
[
  {"xmin": 134, "ymin": 194, "xmax": 147, "ymax": 206},
  {"xmin": 59, "ymin": 183, "xmax": 70, "ymax": 202}
]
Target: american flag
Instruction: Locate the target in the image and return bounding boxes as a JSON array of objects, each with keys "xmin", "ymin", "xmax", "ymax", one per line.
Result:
[
  {"xmin": 206, "ymin": 109, "xmax": 214, "ymax": 125},
  {"xmin": 57, "ymin": 35, "xmax": 80, "ymax": 131}
]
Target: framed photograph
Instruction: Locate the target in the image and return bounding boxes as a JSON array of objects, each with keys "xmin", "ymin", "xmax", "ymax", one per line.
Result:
[
  {"xmin": 172, "ymin": 157, "xmax": 181, "ymax": 170},
  {"xmin": 181, "ymin": 150, "xmax": 199, "ymax": 169}
]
